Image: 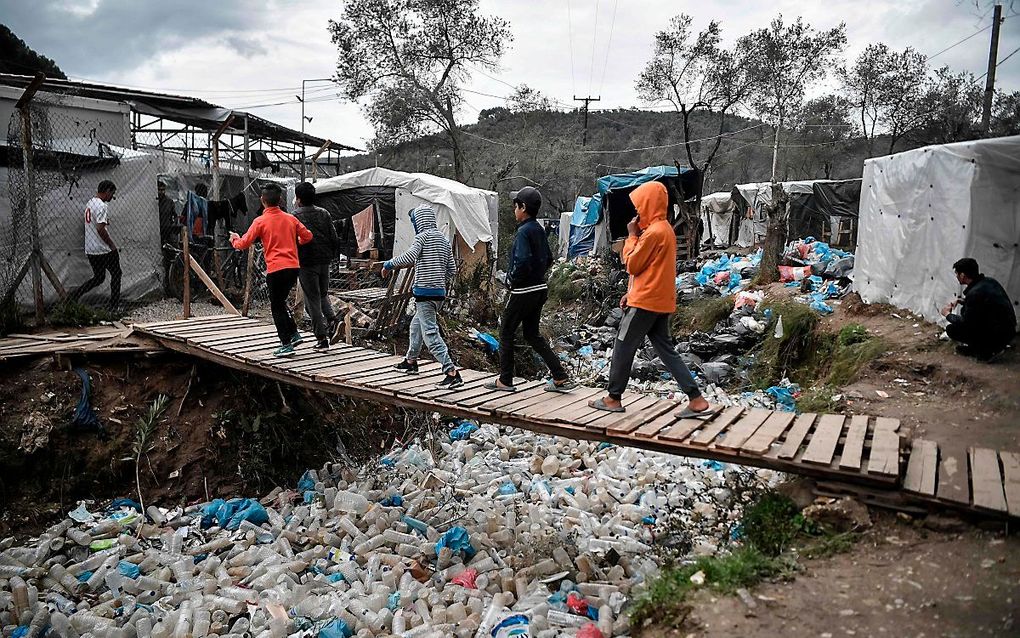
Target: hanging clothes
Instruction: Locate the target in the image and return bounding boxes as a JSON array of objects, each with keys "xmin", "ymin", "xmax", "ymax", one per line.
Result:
[
  {"xmin": 352, "ymin": 204, "xmax": 375, "ymax": 254},
  {"xmin": 207, "ymin": 199, "xmax": 233, "ymax": 232},
  {"xmin": 229, "ymin": 191, "xmax": 249, "ymax": 217},
  {"xmin": 183, "ymin": 191, "xmax": 209, "ymax": 240}
]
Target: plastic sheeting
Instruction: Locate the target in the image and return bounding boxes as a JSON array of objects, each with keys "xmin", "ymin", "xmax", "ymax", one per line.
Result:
[
  {"xmin": 313, "ymin": 168, "xmax": 496, "ymax": 254},
  {"xmin": 568, "ymin": 195, "xmax": 607, "ymax": 258},
  {"xmin": 700, "ymin": 191, "xmax": 736, "ymax": 248},
  {"xmin": 856, "ymin": 136, "xmax": 1020, "ymax": 324}
]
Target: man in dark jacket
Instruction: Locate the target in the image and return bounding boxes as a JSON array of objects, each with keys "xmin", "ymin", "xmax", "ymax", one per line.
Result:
[
  {"xmin": 294, "ymin": 182, "xmax": 339, "ymax": 350},
  {"xmin": 487, "ymin": 187, "xmax": 576, "ymax": 392},
  {"xmin": 941, "ymin": 257, "xmax": 1016, "ymax": 360}
]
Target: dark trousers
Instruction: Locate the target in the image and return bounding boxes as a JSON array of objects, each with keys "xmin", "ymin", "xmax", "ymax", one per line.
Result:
[
  {"xmin": 72, "ymin": 251, "xmax": 122, "ymax": 308},
  {"xmin": 267, "ymin": 268, "xmax": 299, "ymax": 344},
  {"xmin": 498, "ymin": 289, "xmax": 567, "ymax": 386},
  {"xmin": 299, "ymin": 263, "xmax": 337, "ymax": 341},
  {"xmin": 946, "ymin": 321, "xmax": 1014, "ymax": 359},
  {"xmin": 607, "ymin": 306, "xmax": 701, "ymax": 400}
]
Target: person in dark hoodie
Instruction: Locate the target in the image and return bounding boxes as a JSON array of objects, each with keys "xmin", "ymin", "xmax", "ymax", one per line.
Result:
[
  {"xmin": 383, "ymin": 205, "xmax": 463, "ymax": 388},
  {"xmin": 941, "ymin": 257, "xmax": 1016, "ymax": 360},
  {"xmin": 294, "ymin": 182, "xmax": 339, "ymax": 350},
  {"xmin": 486, "ymin": 187, "xmax": 577, "ymax": 392}
]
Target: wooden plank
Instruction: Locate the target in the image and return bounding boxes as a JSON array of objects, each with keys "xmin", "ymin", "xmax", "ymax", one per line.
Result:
[
  {"xmin": 313, "ymin": 356, "xmax": 405, "ymax": 381},
  {"xmin": 838, "ymin": 415, "xmax": 870, "ymax": 471},
  {"xmin": 1001, "ymin": 451, "xmax": 1020, "ymax": 517},
  {"xmin": 866, "ymin": 417, "xmax": 901, "ymax": 477},
  {"xmin": 632, "ymin": 409, "xmax": 684, "ymax": 439},
  {"xmin": 689, "ymin": 407, "xmax": 745, "ymax": 446},
  {"xmin": 936, "ymin": 443, "xmax": 970, "ymax": 505},
  {"xmin": 156, "ymin": 316, "xmax": 250, "ymax": 335},
  {"xmin": 775, "ymin": 414, "xmax": 817, "ymax": 460},
  {"xmin": 284, "ymin": 349, "xmax": 383, "ymax": 371},
  {"xmin": 580, "ymin": 394, "xmax": 660, "ymax": 428},
  {"xmin": 467, "ymin": 381, "xmax": 546, "ymax": 410},
  {"xmin": 606, "ymin": 399, "xmax": 678, "ymax": 435},
  {"xmin": 188, "ymin": 254, "xmax": 239, "ymax": 315},
  {"xmin": 519, "ymin": 387, "xmax": 603, "ymax": 420},
  {"xmin": 352, "ymin": 362, "xmax": 442, "ymax": 384},
  {"xmin": 969, "ymin": 447, "xmax": 1007, "ymax": 513},
  {"xmin": 173, "ymin": 320, "xmax": 257, "ymax": 338},
  {"xmin": 740, "ymin": 411, "xmax": 797, "ymax": 455},
  {"xmin": 801, "ymin": 414, "xmax": 846, "ymax": 466},
  {"xmin": 715, "ymin": 409, "xmax": 772, "ymax": 450},
  {"xmin": 414, "ymin": 374, "xmax": 498, "ymax": 400},
  {"xmin": 189, "ymin": 325, "xmax": 277, "ymax": 344},
  {"xmin": 660, "ymin": 406, "xmax": 740, "ymax": 443},
  {"xmin": 138, "ymin": 315, "xmax": 236, "ymax": 330},
  {"xmin": 382, "ymin": 370, "xmax": 483, "ymax": 393},
  {"xmin": 903, "ymin": 438, "xmax": 938, "ymax": 496}
]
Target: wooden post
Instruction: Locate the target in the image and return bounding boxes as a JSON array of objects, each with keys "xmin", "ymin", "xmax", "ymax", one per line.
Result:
[
  {"xmin": 310, "ymin": 139, "xmax": 332, "ymax": 182},
  {"xmin": 210, "ymin": 115, "xmax": 234, "ymax": 293},
  {"xmin": 188, "ymin": 254, "xmax": 239, "ymax": 315},
  {"xmin": 181, "ymin": 226, "xmax": 191, "ymax": 318},
  {"xmin": 241, "ymin": 246, "xmax": 255, "ymax": 316},
  {"xmin": 17, "ymin": 74, "xmax": 47, "ymax": 323}
]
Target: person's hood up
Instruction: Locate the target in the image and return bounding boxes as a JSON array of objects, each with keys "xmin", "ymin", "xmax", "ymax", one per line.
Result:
[
  {"xmin": 409, "ymin": 205, "xmax": 437, "ymax": 234},
  {"xmin": 629, "ymin": 181, "xmax": 668, "ymax": 230}
]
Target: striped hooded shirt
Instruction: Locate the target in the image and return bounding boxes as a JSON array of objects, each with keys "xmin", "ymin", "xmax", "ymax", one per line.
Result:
[{"xmin": 383, "ymin": 205, "xmax": 456, "ymax": 299}]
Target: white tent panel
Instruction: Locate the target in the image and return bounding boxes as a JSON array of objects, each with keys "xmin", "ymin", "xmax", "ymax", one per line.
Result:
[{"xmin": 856, "ymin": 136, "xmax": 1020, "ymax": 324}]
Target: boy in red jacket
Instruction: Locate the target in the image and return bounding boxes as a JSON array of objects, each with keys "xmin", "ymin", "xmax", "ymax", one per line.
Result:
[{"xmin": 229, "ymin": 183, "xmax": 313, "ymax": 357}]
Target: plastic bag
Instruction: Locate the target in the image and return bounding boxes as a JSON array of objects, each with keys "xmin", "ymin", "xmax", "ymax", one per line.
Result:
[
  {"xmin": 778, "ymin": 265, "xmax": 812, "ymax": 282},
  {"xmin": 577, "ymin": 624, "xmax": 605, "ymax": 638},
  {"xmin": 201, "ymin": 498, "xmax": 269, "ymax": 531},
  {"xmin": 449, "ymin": 421, "xmax": 480, "ymax": 441},
  {"xmin": 319, "ymin": 619, "xmax": 353, "ymax": 638},
  {"xmin": 435, "ymin": 526, "xmax": 476, "ymax": 560},
  {"xmin": 117, "ymin": 560, "xmax": 140, "ymax": 579},
  {"xmin": 451, "ymin": 567, "xmax": 478, "ymax": 588}
]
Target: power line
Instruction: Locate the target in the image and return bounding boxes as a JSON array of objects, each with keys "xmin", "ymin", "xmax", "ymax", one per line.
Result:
[
  {"xmin": 997, "ymin": 43, "xmax": 1020, "ymax": 67},
  {"xmin": 587, "ymin": 0, "xmax": 601, "ymax": 98},
  {"xmin": 566, "ymin": 0, "xmax": 577, "ymax": 96},
  {"xmin": 597, "ymin": 0, "xmax": 620, "ymax": 97},
  {"xmin": 925, "ymin": 24, "xmax": 991, "ymax": 60}
]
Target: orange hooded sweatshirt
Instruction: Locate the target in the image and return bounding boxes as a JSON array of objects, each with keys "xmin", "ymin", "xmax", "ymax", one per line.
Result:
[
  {"xmin": 231, "ymin": 206, "xmax": 313, "ymax": 274},
  {"xmin": 622, "ymin": 181, "xmax": 677, "ymax": 314}
]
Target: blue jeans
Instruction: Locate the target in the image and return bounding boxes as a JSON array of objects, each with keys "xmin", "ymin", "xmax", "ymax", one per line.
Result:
[{"xmin": 407, "ymin": 299, "xmax": 455, "ymax": 373}]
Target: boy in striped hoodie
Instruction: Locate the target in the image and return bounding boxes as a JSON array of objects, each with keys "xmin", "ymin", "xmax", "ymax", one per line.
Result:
[{"xmin": 382, "ymin": 205, "xmax": 463, "ymax": 388}]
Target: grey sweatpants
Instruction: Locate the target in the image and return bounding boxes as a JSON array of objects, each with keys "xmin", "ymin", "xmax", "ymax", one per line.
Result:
[
  {"xmin": 298, "ymin": 263, "xmax": 337, "ymax": 341},
  {"xmin": 407, "ymin": 299, "xmax": 456, "ymax": 373},
  {"xmin": 606, "ymin": 306, "xmax": 701, "ymax": 400}
]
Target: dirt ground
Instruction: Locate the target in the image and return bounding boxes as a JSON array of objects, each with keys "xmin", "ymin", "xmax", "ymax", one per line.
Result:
[{"xmin": 646, "ymin": 514, "xmax": 1020, "ymax": 638}]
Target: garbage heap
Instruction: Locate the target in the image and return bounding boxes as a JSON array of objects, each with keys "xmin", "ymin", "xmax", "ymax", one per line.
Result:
[
  {"xmin": 777, "ymin": 238, "xmax": 854, "ymax": 315},
  {"xmin": 0, "ymin": 423, "xmax": 775, "ymax": 638}
]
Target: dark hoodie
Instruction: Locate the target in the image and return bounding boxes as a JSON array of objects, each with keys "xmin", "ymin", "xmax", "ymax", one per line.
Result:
[{"xmin": 383, "ymin": 206, "xmax": 456, "ymax": 299}]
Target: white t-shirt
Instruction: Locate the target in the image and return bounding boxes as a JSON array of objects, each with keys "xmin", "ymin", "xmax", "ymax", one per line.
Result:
[{"xmin": 83, "ymin": 196, "xmax": 112, "ymax": 255}]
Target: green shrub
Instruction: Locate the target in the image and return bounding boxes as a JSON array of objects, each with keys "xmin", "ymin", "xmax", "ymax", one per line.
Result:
[
  {"xmin": 740, "ymin": 491, "xmax": 802, "ymax": 557},
  {"xmin": 0, "ymin": 300, "xmax": 26, "ymax": 336},
  {"xmin": 672, "ymin": 296, "xmax": 735, "ymax": 335},
  {"xmin": 49, "ymin": 300, "xmax": 114, "ymax": 327}
]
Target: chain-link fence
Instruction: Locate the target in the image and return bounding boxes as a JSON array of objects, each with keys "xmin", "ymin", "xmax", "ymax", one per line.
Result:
[{"xmin": 1, "ymin": 90, "xmax": 281, "ymax": 326}]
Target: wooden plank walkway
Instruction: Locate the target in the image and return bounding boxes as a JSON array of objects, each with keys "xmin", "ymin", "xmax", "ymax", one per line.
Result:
[
  {"xmin": 0, "ymin": 325, "xmax": 161, "ymax": 361},
  {"xmin": 59, "ymin": 315, "xmax": 1017, "ymax": 521}
]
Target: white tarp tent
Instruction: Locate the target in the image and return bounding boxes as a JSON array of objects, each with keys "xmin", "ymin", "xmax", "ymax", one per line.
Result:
[
  {"xmin": 732, "ymin": 182, "xmax": 771, "ymax": 247},
  {"xmin": 314, "ymin": 167, "xmax": 497, "ymax": 258},
  {"xmin": 856, "ymin": 136, "xmax": 1020, "ymax": 324},
  {"xmin": 700, "ymin": 191, "xmax": 736, "ymax": 248}
]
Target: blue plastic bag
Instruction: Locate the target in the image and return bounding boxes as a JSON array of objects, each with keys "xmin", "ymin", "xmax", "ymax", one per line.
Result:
[
  {"xmin": 498, "ymin": 482, "xmax": 517, "ymax": 495},
  {"xmin": 449, "ymin": 421, "xmax": 480, "ymax": 441},
  {"xmin": 327, "ymin": 573, "xmax": 346, "ymax": 584},
  {"xmin": 118, "ymin": 560, "xmax": 140, "ymax": 579},
  {"xmin": 380, "ymin": 495, "xmax": 404, "ymax": 507},
  {"xmin": 766, "ymin": 386, "xmax": 798, "ymax": 412},
  {"xmin": 106, "ymin": 498, "xmax": 142, "ymax": 513},
  {"xmin": 297, "ymin": 470, "xmax": 315, "ymax": 492},
  {"xmin": 435, "ymin": 526, "xmax": 476, "ymax": 560},
  {"xmin": 201, "ymin": 498, "xmax": 269, "ymax": 531},
  {"xmin": 475, "ymin": 332, "xmax": 499, "ymax": 353},
  {"xmin": 319, "ymin": 619, "xmax": 353, "ymax": 638}
]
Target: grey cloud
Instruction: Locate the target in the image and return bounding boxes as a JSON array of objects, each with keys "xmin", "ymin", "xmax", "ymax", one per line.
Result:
[
  {"xmin": 0, "ymin": 0, "xmax": 264, "ymax": 76},
  {"xmin": 224, "ymin": 35, "xmax": 268, "ymax": 58}
]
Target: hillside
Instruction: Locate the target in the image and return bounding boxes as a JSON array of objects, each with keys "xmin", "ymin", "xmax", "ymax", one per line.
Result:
[
  {"xmin": 341, "ymin": 107, "xmax": 874, "ymax": 211},
  {"xmin": 0, "ymin": 24, "xmax": 66, "ymax": 79}
]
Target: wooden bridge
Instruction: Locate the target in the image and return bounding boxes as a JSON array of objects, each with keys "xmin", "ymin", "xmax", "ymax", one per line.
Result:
[{"xmin": 17, "ymin": 314, "xmax": 1019, "ymax": 521}]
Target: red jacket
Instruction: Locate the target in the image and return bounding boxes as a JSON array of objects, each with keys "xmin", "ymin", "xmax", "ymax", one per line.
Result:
[{"xmin": 231, "ymin": 207, "xmax": 312, "ymax": 273}]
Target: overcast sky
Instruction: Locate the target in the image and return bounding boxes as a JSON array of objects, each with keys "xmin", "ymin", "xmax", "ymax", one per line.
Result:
[{"xmin": 2, "ymin": 0, "xmax": 1017, "ymax": 152}]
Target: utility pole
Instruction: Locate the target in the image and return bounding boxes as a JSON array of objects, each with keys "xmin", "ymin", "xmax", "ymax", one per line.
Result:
[
  {"xmin": 299, "ymin": 78, "xmax": 332, "ymax": 180},
  {"xmin": 981, "ymin": 4, "xmax": 1003, "ymax": 134},
  {"xmin": 573, "ymin": 95, "xmax": 600, "ymax": 146}
]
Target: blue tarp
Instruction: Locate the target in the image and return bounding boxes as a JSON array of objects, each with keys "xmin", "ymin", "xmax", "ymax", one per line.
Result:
[{"xmin": 200, "ymin": 498, "xmax": 269, "ymax": 531}]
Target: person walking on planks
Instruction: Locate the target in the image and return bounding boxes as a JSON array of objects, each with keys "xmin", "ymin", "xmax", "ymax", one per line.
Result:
[
  {"xmin": 486, "ymin": 186, "xmax": 577, "ymax": 393},
  {"xmin": 70, "ymin": 180, "xmax": 121, "ymax": 311},
  {"xmin": 384, "ymin": 205, "xmax": 464, "ymax": 389},
  {"xmin": 294, "ymin": 182, "xmax": 340, "ymax": 350},
  {"xmin": 589, "ymin": 181, "xmax": 713, "ymax": 418},
  {"xmin": 229, "ymin": 183, "xmax": 313, "ymax": 358}
]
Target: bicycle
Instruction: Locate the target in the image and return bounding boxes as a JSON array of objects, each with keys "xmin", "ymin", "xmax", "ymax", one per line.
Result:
[{"xmin": 162, "ymin": 241, "xmax": 266, "ymax": 302}]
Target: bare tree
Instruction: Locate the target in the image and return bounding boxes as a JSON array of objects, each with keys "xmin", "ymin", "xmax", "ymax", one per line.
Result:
[
  {"xmin": 329, "ymin": 0, "xmax": 511, "ymax": 182},
  {"xmin": 507, "ymin": 85, "xmax": 554, "ymax": 113},
  {"xmin": 739, "ymin": 15, "xmax": 847, "ymax": 181},
  {"xmin": 785, "ymin": 95, "xmax": 855, "ymax": 179}
]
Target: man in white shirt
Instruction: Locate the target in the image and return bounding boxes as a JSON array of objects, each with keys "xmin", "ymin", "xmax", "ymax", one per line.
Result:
[{"xmin": 70, "ymin": 180, "xmax": 121, "ymax": 309}]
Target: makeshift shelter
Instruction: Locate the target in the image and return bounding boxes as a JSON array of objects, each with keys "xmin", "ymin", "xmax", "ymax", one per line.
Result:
[
  {"xmin": 312, "ymin": 168, "xmax": 497, "ymax": 266},
  {"xmin": 700, "ymin": 191, "xmax": 737, "ymax": 248},
  {"xmin": 856, "ymin": 136, "xmax": 1020, "ymax": 324},
  {"xmin": 567, "ymin": 165, "xmax": 700, "ymax": 258},
  {"xmin": 729, "ymin": 179, "xmax": 861, "ymax": 249}
]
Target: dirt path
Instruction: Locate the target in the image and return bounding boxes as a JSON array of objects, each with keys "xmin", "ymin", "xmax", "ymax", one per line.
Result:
[{"xmin": 651, "ymin": 516, "xmax": 1019, "ymax": 638}]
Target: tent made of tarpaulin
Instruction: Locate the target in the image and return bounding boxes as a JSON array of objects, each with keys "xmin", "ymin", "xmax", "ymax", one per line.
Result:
[
  {"xmin": 856, "ymin": 135, "xmax": 1020, "ymax": 325},
  {"xmin": 730, "ymin": 179, "xmax": 861, "ymax": 248},
  {"xmin": 567, "ymin": 195, "xmax": 609, "ymax": 258},
  {"xmin": 700, "ymin": 191, "xmax": 737, "ymax": 248},
  {"xmin": 312, "ymin": 167, "xmax": 497, "ymax": 264},
  {"xmin": 0, "ymin": 147, "xmax": 280, "ymax": 307}
]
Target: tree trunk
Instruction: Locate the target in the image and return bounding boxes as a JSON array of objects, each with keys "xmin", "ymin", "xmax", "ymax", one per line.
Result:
[
  {"xmin": 755, "ymin": 182, "xmax": 790, "ymax": 285},
  {"xmin": 446, "ymin": 96, "xmax": 465, "ymax": 182},
  {"xmin": 770, "ymin": 123, "xmax": 781, "ymax": 181}
]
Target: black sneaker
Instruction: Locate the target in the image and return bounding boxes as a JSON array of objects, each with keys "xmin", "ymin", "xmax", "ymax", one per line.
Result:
[
  {"xmin": 313, "ymin": 339, "xmax": 330, "ymax": 351},
  {"xmin": 393, "ymin": 359, "xmax": 419, "ymax": 374},
  {"xmin": 436, "ymin": 371, "xmax": 463, "ymax": 389}
]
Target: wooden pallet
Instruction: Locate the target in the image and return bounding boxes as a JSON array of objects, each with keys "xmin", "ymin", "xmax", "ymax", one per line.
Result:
[{"xmin": 126, "ymin": 316, "xmax": 1019, "ymax": 520}]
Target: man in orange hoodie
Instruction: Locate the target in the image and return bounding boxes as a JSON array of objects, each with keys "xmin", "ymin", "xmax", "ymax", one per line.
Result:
[
  {"xmin": 589, "ymin": 181, "xmax": 712, "ymax": 417},
  {"xmin": 229, "ymin": 183, "xmax": 313, "ymax": 357}
]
